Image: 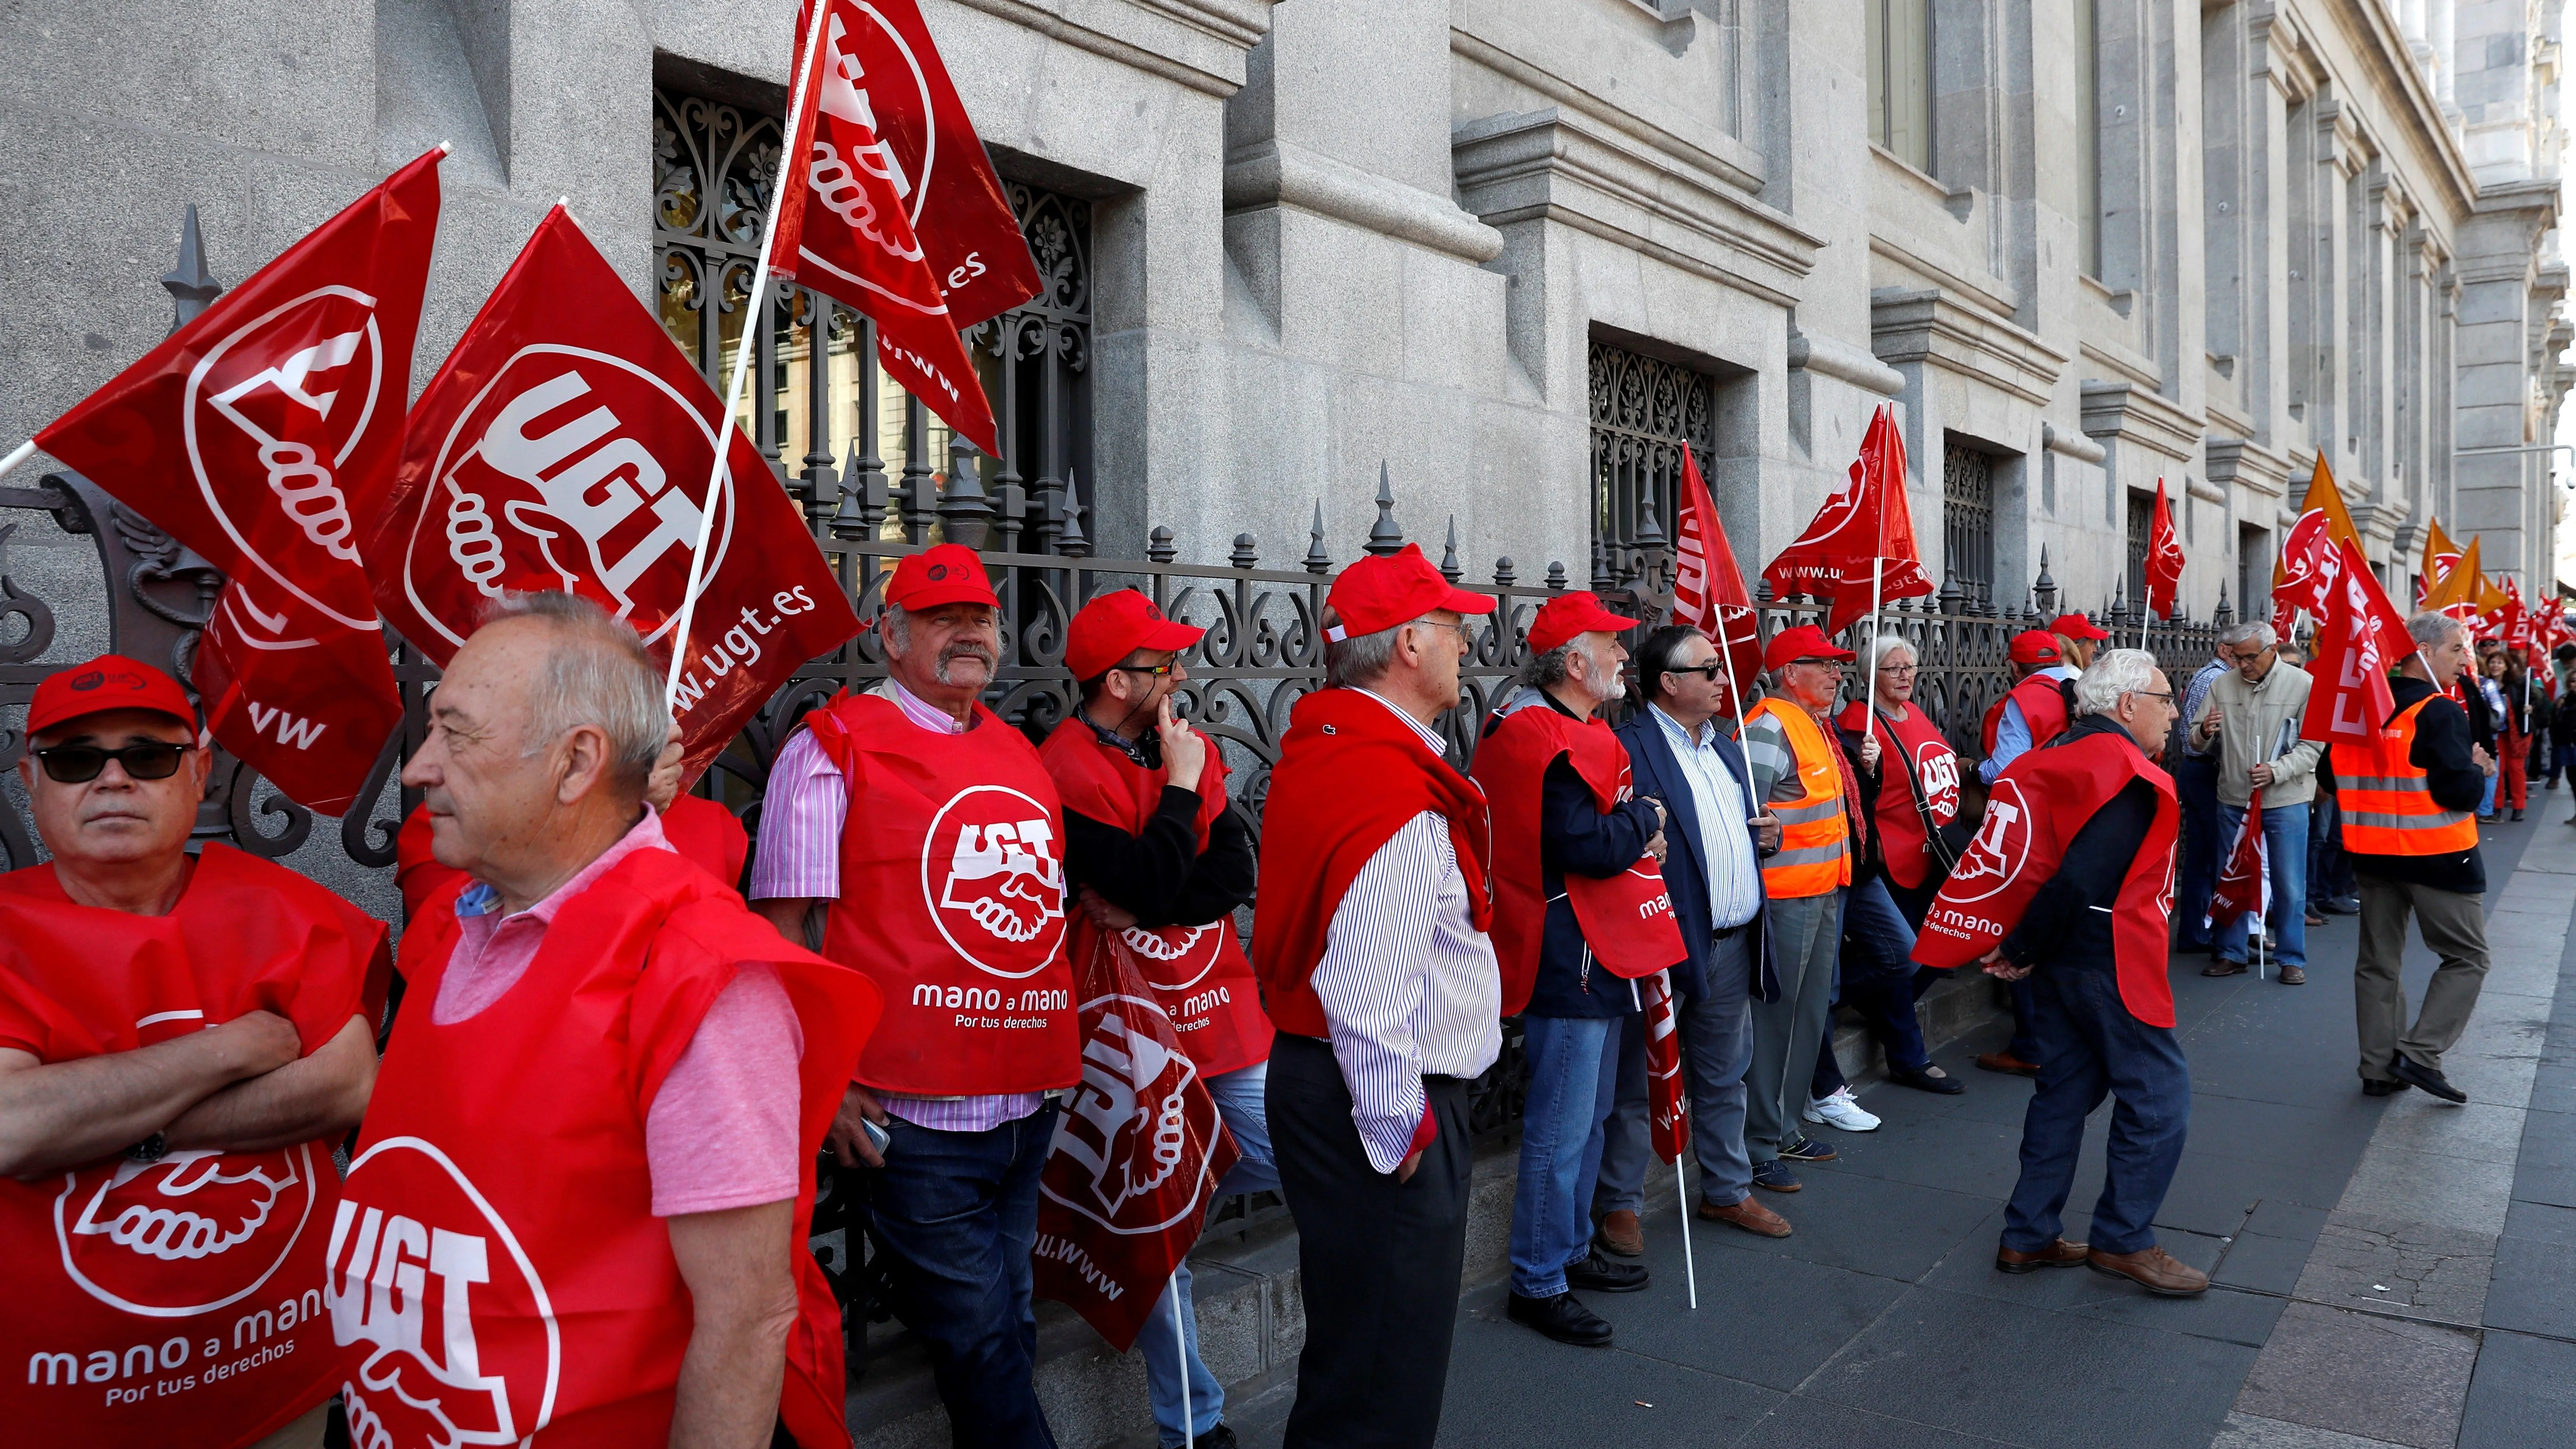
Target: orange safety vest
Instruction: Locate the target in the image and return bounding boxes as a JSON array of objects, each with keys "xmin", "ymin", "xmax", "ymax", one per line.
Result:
[
  {"xmin": 2335, "ymin": 698, "xmax": 2481, "ymax": 857},
  {"xmin": 1747, "ymin": 697, "xmax": 1852, "ymax": 898}
]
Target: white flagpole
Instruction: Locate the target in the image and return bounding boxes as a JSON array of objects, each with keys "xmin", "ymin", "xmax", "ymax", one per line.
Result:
[
  {"xmin": 1172, "ymin": 1272, "xmax": 1194, "ymax": 1449},
  {"xmin": 1675, "ymin": 1156, "xmax": 1698, "ymax": 1311},
  {"xmin": 662, "ymin": 0, "xmax": 834, "ymax": 708},
  {"xmin": 0, "ymin": 439, "xmax": 32, "ymax": 483}
]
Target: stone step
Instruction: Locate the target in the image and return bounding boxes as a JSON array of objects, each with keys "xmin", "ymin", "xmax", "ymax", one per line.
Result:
[{"xmin": 847, "ymin": 971, "xmax": 2010, "ymax": 1447}]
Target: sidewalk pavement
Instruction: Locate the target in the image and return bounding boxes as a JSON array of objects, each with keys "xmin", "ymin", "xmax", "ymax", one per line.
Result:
[{"xmin": 1235, "ymin": 808, "xmax": 2575, "ymax": 1449}]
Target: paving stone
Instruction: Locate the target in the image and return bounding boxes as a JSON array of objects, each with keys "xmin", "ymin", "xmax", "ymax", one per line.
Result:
[
  {"xmin": 2480, "ymin": 1232, "xmax": 2576, "ymax": 1338},
  {"xmin": 2207, "ymin": 1410, "xmax": 2415, "ymax": 1449},
  {"xmin": 1582, "ymin": 1214, "xmax": 1906, "ymax": 1392},
  {"xmin": 2457, "ymin": 1329, "xmax": 2576, "ymax": 1449},
  {"xmin": 1725, "ymin": 1395, "xmax": 2018, "ymax": 1449},
  {"xmin": 2243, "ymin": 1199, "xmax": 2332, "ymax": 1244},
  {"xmin": 1431, "ymin": 1307, "xmax": 1780, "ymax": 1449},
  {"xmin": 2287, "ymin": 1210, "xmax": 2496, "ymax": 1328},
  {"xmin": 2232, "ymin": 1302, "xmax": 2478, "ymax": 1449},
  {"xmin": 2336, "ymin": 1142, "xmax": 2519, "ymax": 1236},
  {"xmin": 2500, "ymin": 1196, "xmax": 2576, "ymax": 1246},
  {"xmin": 2515, "ymin": 1107, "xmax": 2576, "ymax": 1167},
  {"xmin": 2214, "ymin": 1232, "xmax": 2317, "ymax": 1296},
  {"xmin": 1683, "ymin": 1167, "xmax": 1997, "ymax": 1284},
  {"xmin": 1799, "ymin": 1113, "xmax": 2029, "ymax": 1200}
]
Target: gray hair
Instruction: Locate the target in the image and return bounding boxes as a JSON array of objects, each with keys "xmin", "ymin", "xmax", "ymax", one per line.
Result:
[
  {"xmin": 1519, "ymin": 644, "xmax": 1574, "ymax": 689},
  {"xmin": 2407, "ymin": 610, "xmax": 2465, "ymax": 652},
  {"xmin": 2071, "ymin": 647, "xmax": 2159, "ymax": 717},
  {"xmin": 1868, "ymin": 633, "xmax": 1916, "ymax": 670},
  {"xmin": 1325, "ymin": 618, "xmax": 1416, "ymax": 689},
  {"xmin": 2216, "ymin": 620, "xmax": 2276, "ymax": 651},
  {"xmin": 482, "ymin": 591, "xmax": 668, "ymax": 796}
]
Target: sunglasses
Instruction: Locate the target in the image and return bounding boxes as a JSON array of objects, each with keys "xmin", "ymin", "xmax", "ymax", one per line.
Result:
[
  {"xmin": 1110, "ymin": 662, "xmax": 1180, "ymax": 679},
  {"xmin": 1665, "ymin": 662, "xmax": 1729, "ymax": 682},
  {"xmin": 31, "ymin": 742, "xmax": 193, "ymax": 784}
]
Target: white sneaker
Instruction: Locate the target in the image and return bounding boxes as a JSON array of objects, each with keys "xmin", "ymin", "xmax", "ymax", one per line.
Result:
[{"xmin": 1802, "ymin": 1088, "xmax": 1881, "ymax": 1132}]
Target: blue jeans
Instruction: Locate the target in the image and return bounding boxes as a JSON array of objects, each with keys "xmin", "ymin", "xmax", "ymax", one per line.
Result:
[
  {"xmin": 2005, "ymin": 977, "xmax": 2042, "ymax": 1063},
  {"xmin": 2173, "ymin": 754, "xmax": 2222, "ymax": 950},
  {"xmin": 1508, "ymin": 1014, "xmax": 1620, "ymax": 1297},
  {"xmin": 2308, "ymin": 791, "xmax": 2357, "ymax": 906},
  {"xmin": 2002, "ymin": 962, "xmax": 2191, "ymax": 1256},
  {"xmin": 2214, "ymin": 800, "xmax": 2309, "ymax": 970},
  {"xmin": 869, "ymin": 1102, "xmax": 1062, "ymax": 1449},
  {"xmin": 1837, "ymin": 876, "xmax": 1931, "ymax": 1074},
  {"xmin": 1138, "ymin": 1064, "xmax": 1278, "ymax": 1445}
]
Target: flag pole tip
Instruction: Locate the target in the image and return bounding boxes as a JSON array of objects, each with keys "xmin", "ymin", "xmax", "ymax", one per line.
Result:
[{"xmin": 436, "ymin": 138, "xmax": 454, "ymax": 156}]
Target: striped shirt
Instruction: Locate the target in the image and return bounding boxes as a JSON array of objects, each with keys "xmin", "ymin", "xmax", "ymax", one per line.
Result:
[
  {"xmin": 748, "ymin": 677, "xmax": 1039, "ymax": 1134},
  {"xmin": 1310, "ymin": 690, "xmax": 1503, "ymax": 1172},
  {"xmin": 1741, "ymin": 700, "xmax": 1853, "ymax": 870},
  {"xmin": 2178, "ymin": 658, "xmax": 2229, "ymax": 758},
  {"xmin": 1649, "ymin": 704, "xmax": 1763, "ymax": 928}
]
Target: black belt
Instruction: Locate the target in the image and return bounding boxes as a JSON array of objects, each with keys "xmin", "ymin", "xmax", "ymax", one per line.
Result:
[{"xmin": 1712, "ymin": 920, "xmax": 1752, "ymax": 942}]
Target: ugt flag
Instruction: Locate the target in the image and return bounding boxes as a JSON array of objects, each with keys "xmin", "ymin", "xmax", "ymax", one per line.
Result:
[
  {"xmin": 2302, "ymin": 539, "xmax": 2413, "ymax": 747},
  {"xmin": 2271, "ymin": 456, "xmax": 2361, "ymax": 635},
  {"xmin": 1763, "ymin": 402, "xmax": 1932, "ymax": 636},
  {"xmin": 1669, "ymin": 443, "xmax": 1763, "ymax": 720},
  {"xmin": 1641, "ymin": 969, "xmax": 1690, "ymax": 1165},
  {"xmin": 1034, "ymin": 932, "xmax": 1240, "ymax": 1352},
  {"xmin": 2204, "ymin": 791, "xmax": 2270, "ymax": 933},
  {"xmin": 357, "ymin": 207, "xmax": 861, "ymax": 787},
  {"xmin": 32, "ymin": 149, "xmax": 444, "ymax": 815},
  {"xmin": 2145, "ymin": 478, "xmax": 2184, "ymax": 620}
]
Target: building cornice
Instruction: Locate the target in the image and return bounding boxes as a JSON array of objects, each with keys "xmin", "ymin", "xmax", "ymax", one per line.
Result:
[
  {"xmin": 942, "ymin": 0, "xmax": 1269, "ymax": 98},
  {"xmin": 2205, "ymin": 435, "xmax": 2294, "ymax": 502},
  {"xmin": 2079, "ymin": 380, "xmax": 2206, "ymax": 464},
  {"xmin": 1225, "ymin": 138, "xmax": 1505, "ymax": 265},
  {"xmin": 1448, "ymin": 21, "xmax": 1769, "ymax": 198},
  {"xmin": 1869, "ymin": 288, "xmax": 2070, "ymax": 408}
]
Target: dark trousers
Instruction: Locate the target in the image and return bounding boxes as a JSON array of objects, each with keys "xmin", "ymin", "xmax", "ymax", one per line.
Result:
[
  {"xmin": 2549, "ymin": 741, "xmax": 2576, "ymax": 786},
  {"xmin": 2173, "ymin": 753, "xmax": 2221, "ymax": 950},
  {"xmin": 2308, "ymin": 790, "xmax": 2357, "ymax": 906},
  {"xmin": 1885, "ymin": 877, "xmax": 1951, "ymax": 1000},
  {"xmin": 1270, "ymin": 1032, "xmax": 1473, "ymax": 1449},
  {"xmin": 1837, "ymin": 876, "xmax": 1931, "ymax": 1074},
  {"xmin": 868, "ymin": 1103, "xmax": 1062, "ymax": 1449},
  {"xmin": 2001, "ymin": 963, "xmax": 2190, "ymax": 1256}
]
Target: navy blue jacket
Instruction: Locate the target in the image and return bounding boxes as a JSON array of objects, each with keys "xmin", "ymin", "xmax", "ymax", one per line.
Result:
[
  {"xmin": 1488, "ymin": 693, "xmax": 1661, "ymax": 1019},
  {"xmin": 1616, "ymin": 708, "xmax": 1781, "ymax": 1006}
]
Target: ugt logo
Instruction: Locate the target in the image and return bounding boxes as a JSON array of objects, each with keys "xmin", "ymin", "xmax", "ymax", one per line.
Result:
[
  {"xmin": 1914, "ymin": 739, "xmax": 1963, "ymax": 820},
  {"xmin": 1117, "ymin": 924, "xmax": 1222, "ymax": 994},
  {"xmin": 1943, "ymin": 779, "xmax": 2034, "ymax": 904},
  {"xmin": 1039, "ymin": 996, "xmax": 1228, "ymax": 1236},
  {"xmin": 401, "ymin": 345, "xmax": 737, "ymax": 651},
  {"xmin": 183, "ymin": 285, "xmax": 386, "ymax": 630},
  {"xmin": 921, "ymin": 785, "xmax": 1066, "ymax": 977},
  {"xmin": 55, "ymin": 1145, "xmax": 319, "ymax": 1316}
]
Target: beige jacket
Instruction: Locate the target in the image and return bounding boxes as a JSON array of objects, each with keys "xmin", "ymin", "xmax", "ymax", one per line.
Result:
[{"xmin": 2191, "ymin": 659, "xmax": 2323, "ymax": 808}]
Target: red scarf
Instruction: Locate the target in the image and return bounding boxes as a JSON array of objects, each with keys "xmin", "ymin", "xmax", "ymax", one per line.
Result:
[{"xmin": 1253, "ymin": 690, "xmax": 1491, "ymax": 1038}]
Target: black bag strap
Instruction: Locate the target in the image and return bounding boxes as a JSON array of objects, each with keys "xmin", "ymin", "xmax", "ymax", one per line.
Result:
[{"xmin": 1877, "ymin": 706, "xmax": 1963, "ymax": 872}]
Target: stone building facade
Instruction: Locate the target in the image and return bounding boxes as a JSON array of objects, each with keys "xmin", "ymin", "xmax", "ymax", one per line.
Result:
[{"xmin": 3, "ymin": 0, "xmax": 2569, "ymax": 651}]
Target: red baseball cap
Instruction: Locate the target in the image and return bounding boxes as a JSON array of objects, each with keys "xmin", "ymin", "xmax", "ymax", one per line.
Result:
[
  {"xmin": 2009, "ymin": 630, "xmax": 2063, "ymax": 666},
  {"xmin": 27, "ymin": 654, "xmax": 197, "ymax": 738},
  {"xmin": 1762, "ymin": 624, "xmax": 1856, "ymax": 673},
  {"xmin": 1066, "ymin": 588, "xmax": 1207, "ymax": 679},
  {"xmin": 883, "ymin": 543, "xmax": 1000, "ymax": 612},
  {"xmin": 1527, "ymin": 591, "xmax": 1642, "ymax": 655},
  {"xmin": 1322, "ymin": 543, "xmax": 1496, "ymax": 642},
  {"xmin": 2050, "ymin": 612, "xmax": 2110, "ymax": 642}
]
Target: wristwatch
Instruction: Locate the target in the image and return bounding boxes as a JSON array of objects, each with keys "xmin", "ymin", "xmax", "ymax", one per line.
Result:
[{"xmin": 125, "ymin": 1132, "xmax": 169, "ymax": 1164}]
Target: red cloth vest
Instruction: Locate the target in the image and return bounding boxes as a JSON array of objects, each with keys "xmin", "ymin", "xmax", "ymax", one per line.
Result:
[
  {"xmin": 336, "ymin": 848, "xmax": 879, "ymax": 1449},
  {"xmin": 395, "ymin": 796, "xmax": 748, "ymax": 919},
  {"xmin": 806, "ymin": 692, "xmax": 1082, "ymax": 1095},
  {"xmin": 1837, "ymin": 701, "xmax": 1964, "ymax": 889},
  {"xmin": 1471, "ymin": 702, "xmax": 1686, "ymax": 1010},
  {"xmin": 1036, "ymin": 717, "xmax": 1274, "ymax": 1077},
  {"xmin": 2006, "ymin": 671, "xmax": 2072, "ymax": 751},
  {"xmin": 1253, "ymin": 689, "xmax": 1493, "ymax": 1039},
  {"xmin": 0, "ymin": 846, "xmax": 389, "ymax": 1449},
  {"xmin": 1912, "ymin": 728, "xmax": 2181, "ymax": 1027}
]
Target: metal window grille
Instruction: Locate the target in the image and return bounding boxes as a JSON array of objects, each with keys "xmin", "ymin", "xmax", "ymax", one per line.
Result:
[
  {"xmin": 1941, "ymin": 443, "xmax": 1996, "ymax": 610},
  {"xmin": 2125, "ymin": 488, "xmax": 2154, "ymax": 617},
  {"xmin": 1588, "ymin": 341, "xmax": 1714, "ymax": 588}
]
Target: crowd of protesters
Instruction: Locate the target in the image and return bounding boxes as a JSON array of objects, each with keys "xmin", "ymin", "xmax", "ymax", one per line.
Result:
[{"xmin": 0, "ymin": 545, "xmax": 2535, "ymax": 1449}]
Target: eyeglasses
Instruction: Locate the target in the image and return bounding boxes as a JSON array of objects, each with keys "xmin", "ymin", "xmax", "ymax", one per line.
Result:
[
  {"xmin": 2133, "ymin": 690, "xmax": 2176, "ymax": 704},
  {"xmin": 1789, "ymin": 657, "xmax": 1846, "ymax": 670},
  {"xmin": 31, "ymin": 742, "xmax": 192, "ymax": 784},
  {"xmin": 1665, "ymin": 662, "xmax": 1728, "ymax": 682},
  {"xmin": 1407, "ymin": 619, "xmax": 1477, "ymax": 644},
  {"xmin": 1110, "ymin": 661, "xmax": 1180, "ymax": 679},
  {"xmin": 1878, "ymin": 663, "xmax": 1919, "ymax": 675}
]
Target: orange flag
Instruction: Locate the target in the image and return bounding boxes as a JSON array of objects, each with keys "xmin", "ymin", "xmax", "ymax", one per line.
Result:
[
  {"xmin": 2417, "ymin": 518, "xmax": 2461, "ymax": 603},
  {"xmin": 2421, "ymin": 536, "xmax": 2484, "ymax": 616},
  {"xmin": 2275, "ymin": 455, "xmax": 2362, "ymax": 590}
]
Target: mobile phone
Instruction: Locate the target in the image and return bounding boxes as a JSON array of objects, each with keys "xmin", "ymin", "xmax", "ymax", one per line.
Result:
[{"xmin": 860, "ymin": 1117, "xmax": 892, "ymax": 1156}]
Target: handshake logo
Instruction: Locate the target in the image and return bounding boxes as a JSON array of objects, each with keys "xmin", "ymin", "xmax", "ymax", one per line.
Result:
[{"xmin": 926, "ymin": 785, "xmax": 1067, "ymax": 977}]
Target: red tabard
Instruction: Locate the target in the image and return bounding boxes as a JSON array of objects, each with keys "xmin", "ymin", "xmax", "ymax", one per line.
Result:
[
  {"xmin": 1909, "ymin": 729, "xmax": 2181, "ymax": 1027},
  {"xmin": 2006, "ymin": 673, "xmax": 2072, "ymax": 750},
  {"xmin": 1253, "ymin": 689, "xmax": 1493, "ymax": 1039},
  {"xmin": 1036, "ymin": 718, "xmax": 1274, "ymax": 1077},
  {"xmin": 806, "ymin": 692, "xmax": 1082, "ymax": 1095},
  {"xmin": 1836, "ymin": 702, "xmax": 1964, "ymax": 890},
  {"xmin": 335, "ymin": 849, "xmax": 881, "ymax": 1449},
  {"xmin": 1471, "ymin": 703, "xmax": 1686, "ymax": 1010},
  {"xmin": 0, "ymin": 846, "xmax": 390, "ymax": 1449},
  {"xmin": 394, "ymin": 797, "xmax": 750, "ymax": 919}
]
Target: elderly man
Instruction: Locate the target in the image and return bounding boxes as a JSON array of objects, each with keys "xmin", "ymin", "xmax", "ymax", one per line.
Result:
[
  {"xmin": 1976, "ymin": 650, "xmax": 2203, "ymax": 1296},
  {"xmin": 1605, "ymin": 625, "xmax": 1788, "ymax": 1240},
  {"xmin": 343, "ymin": 593, "xmax": 877, "ymax": 1449},
  {"xmin": 1980, "ymin": 620, "xmax": 2098, "ymax": 784},
  {"xmin": 0, "ymin": 656, "xmax": 386, "ymax": 1449},
  {"xmin": 2339, "ymin": 612, "xmax": 2495, "ymax": 1102},
  {"xmin": 1038, "ymin": 588, "xmax": 1271, "ymax": 1449},
  {"xmin": 751, "ymin": 543, "xmax": 1079, "ymax": 1446},
  {"xmin": 2188, "ymin": 621, "xmax": 2321, "ymax": 982},
  {"xmin": 1255, "ymin": 543, "xmax": 1498, "ymax": 1448},
  {"xmin": 1472, "ymin": 591, "xmax": 1666, "ymax": 1347},
  {"xmin": 1741, "ymin": 624, "xmax": 1875, "ymax": 1191}
]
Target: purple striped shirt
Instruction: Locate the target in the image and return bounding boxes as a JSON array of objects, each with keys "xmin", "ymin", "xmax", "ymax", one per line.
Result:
[{"xmin": 751, "ymin": 678, "xmax": 1042, "ymax": 1134}]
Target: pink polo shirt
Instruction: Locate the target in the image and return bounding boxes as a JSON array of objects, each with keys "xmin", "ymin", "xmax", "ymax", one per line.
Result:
[{"xmin": 436, "ymin": 811, "xmax": 805, "ymax": 1216}]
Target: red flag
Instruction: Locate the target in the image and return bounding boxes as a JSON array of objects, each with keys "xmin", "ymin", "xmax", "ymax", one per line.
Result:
[
  {"xmin": 1670, "ymin": 444, "xmax": 1763, "ymax": 716},
  {"xmin": 2302, "ymin": 539, "xmax": 2413, "ymax": 745},
  {"xmin": 773, "ymin": 0, "xmax": 1001, "ymax": 450},
  {"xmin": 2204, "ymin": 790, "xmax": 2269, "ymax": 933},
  {"xmin": 33, "ymin": 151, "xmax": 443, "ymax": 814},
  {"xmin": 2503, "ymin": 577, "xmax": 2534, "ymax": 652},
  {"xmin": 2145, "ymin": 478, "xmax": 2185, "ymax": 620},
  {"xmin": 1762, "ymin": 403, "xmax": 1932, "ymax": 636},
  {"xmin": 359, "ymin": 207, "xmax": 862, "ymax": 786},
  {"xmin": 1034, "ymin": 933, "xmax": 1241, "ymax": 1352},
  {"xmin": 789, "ymin": 0, "xmax": 1040, "ymax": 330},
  {"xmin": 1641, "ymin": 968, "xmax": 1690, "ymax": 1164}
]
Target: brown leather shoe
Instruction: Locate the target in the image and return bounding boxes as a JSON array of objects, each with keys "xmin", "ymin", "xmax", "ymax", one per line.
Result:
[
  {"xmin": 2086, "ymin": 1245, "xmax": 2209, "ymax": 1296},
  {"xmin": 2201, "ymin": 958, "xmax": 2248, "ymax": 977},
  {"xmin": 1994, "ymin": 1238, "xmax": 2088, "ymax": 1273},
  {"xmin": 2277, "ymin": 965, "xmax": 2307, "ymax": 985},
  {"xmin": 1593, "ymin": 1208, "xmax": 1644, "ymax": 1258},
  {"xmin": 1698, "ymin": 1196, "xmax": 1793, "ymax": 1238},
  {"xmin": 1976, "ymin": 1052, "xmax": 2040, "ymax": 1077}
]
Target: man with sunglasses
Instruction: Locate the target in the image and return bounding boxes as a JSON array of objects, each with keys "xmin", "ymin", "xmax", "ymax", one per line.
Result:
[
  {"xmin": 0, "ymin": 654, "xmax": 389, "ymax": 1449},
  {"xmin": 1038, "ymin": 588, "xmax": 1271, "ymax": 1449}
]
